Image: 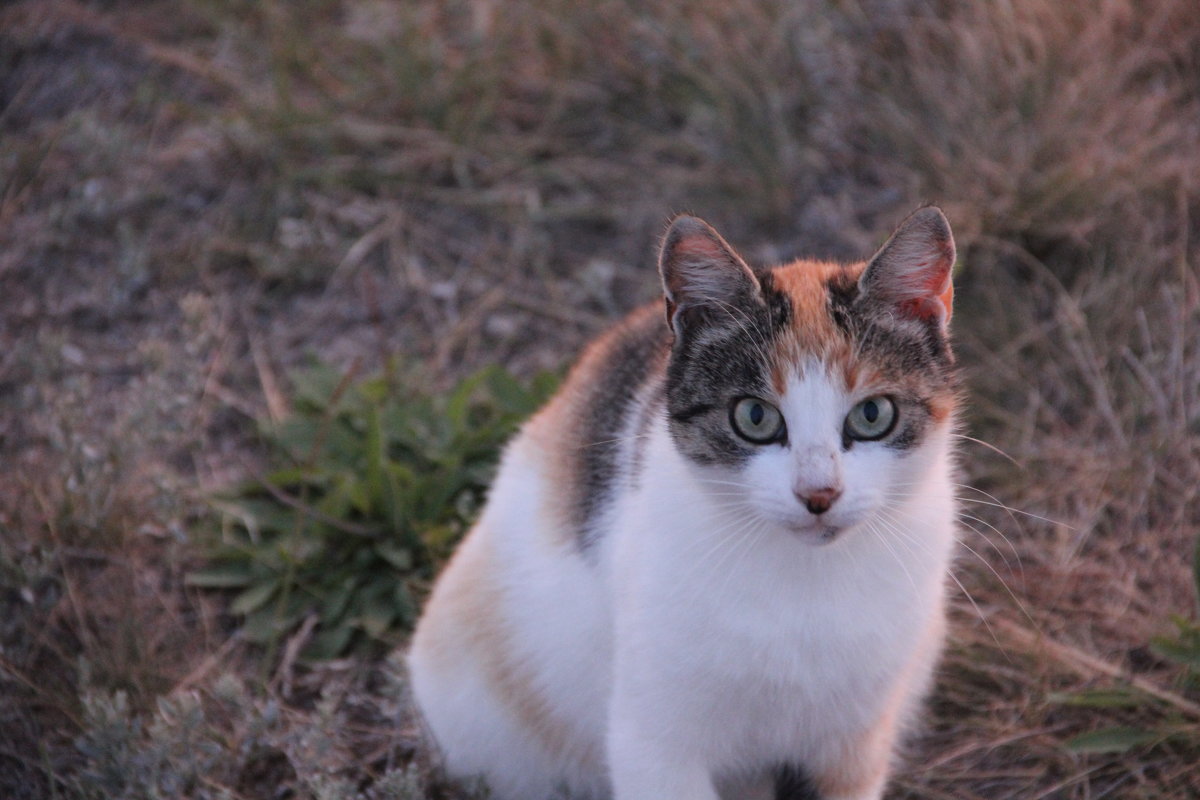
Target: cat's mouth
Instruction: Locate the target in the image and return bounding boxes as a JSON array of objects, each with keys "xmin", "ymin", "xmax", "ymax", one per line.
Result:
[{"xmin": 782, "ymin": 519, "xmax": 845, "ymax": 546}]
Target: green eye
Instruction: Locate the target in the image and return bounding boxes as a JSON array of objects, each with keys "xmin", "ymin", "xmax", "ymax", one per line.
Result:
[
  {"xmin": 730, "ymin": 397, "xmax": 785, "ymax": 443},
  {"xmin": 845, "ymin": 396, "xmax": 897, "ymax": 441}
]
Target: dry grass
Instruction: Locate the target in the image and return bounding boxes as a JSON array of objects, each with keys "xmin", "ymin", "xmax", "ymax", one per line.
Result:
[{"xmin": 1, "ymin": 0, "xmax": 1198, "ymax": 797}]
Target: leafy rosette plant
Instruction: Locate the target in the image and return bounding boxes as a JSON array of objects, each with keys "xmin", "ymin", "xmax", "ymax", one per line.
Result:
[{"xmin": 189, "ymin": 363, "xmax": 557, "ymax": 660}]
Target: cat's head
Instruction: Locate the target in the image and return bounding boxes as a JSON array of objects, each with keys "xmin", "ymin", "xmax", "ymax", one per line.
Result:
[{"xmin": 659, "ymin": 207, "xmax": 958, "ymax": 545}]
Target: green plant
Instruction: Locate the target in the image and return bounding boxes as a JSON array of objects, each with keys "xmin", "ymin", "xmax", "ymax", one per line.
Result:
[
  {"xmin": 189, "ymin": 363, "xmax": 557, "ymax": 660},
  {"xmin": 1057, "ymin": 535, "xmax": 1200, "ymax": 754}
]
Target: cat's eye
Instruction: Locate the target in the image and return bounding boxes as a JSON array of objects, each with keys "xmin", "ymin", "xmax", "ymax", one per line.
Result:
[
  {"xmin": 730, "ymin": 397, "xmax": 785, "ymax": 443},
  {"xmin": 845, "ymin": 396, "xmax": 897, "ymax": 441}
]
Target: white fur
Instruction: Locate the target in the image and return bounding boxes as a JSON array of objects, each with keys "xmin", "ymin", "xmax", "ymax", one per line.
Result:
[{"xmin": 408, "ymin": 364, "xmax": 957, "ymax": 800}]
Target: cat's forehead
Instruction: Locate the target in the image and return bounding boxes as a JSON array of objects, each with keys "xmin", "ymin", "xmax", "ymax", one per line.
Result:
[
  {"xmin": 762, "ymin": 259, "xmax": 867, "ymax": 389},
  {"xmin": 768, "ymin": 259, "xmax": 864, "ymax": 332}
]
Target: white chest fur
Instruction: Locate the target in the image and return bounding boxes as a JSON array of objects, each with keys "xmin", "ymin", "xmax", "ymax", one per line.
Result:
[
  {"xmin": 409, "ymin": 414, "xmax": 956, "ymax": 800},
  {"xmin": 602, "ymin": 419, "xmax": 954, "ymax": 798}
]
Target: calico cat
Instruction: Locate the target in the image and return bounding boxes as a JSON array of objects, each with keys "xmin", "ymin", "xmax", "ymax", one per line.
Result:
[{"xmin": 407, "ymin": 207, "xmax": 960, "ymax": 800}]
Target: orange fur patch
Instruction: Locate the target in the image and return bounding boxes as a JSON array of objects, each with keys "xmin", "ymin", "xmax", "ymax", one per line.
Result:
[
  {"xmin": 938, "ymin": 280, "xmax": 954, "ymax": 320},
  {"xmin": 523, "ymin": 320, "xmax": 626, "ymax": 544},
  {"xmin": 769, "ymin": 259, "xmax": 866, "ymax": 391},
  {"xmin": 928, "ymin": 393, "xmax": 955, "ymax": 423},
  {"xmin": 525, "ymin": 388, "xmax": 588, "ymax": 549}
]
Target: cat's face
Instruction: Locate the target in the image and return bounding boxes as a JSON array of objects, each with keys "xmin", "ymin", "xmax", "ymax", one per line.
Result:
[{"xmin": 659, "ymin": 209, "xmax": 958, "ymax": 545}]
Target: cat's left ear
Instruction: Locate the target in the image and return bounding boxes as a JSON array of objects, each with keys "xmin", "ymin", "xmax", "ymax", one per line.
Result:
[
  {"xmin": 659, "ymin": 215, "xmax": 761, "ymax": 339},
  {"xmin": 859, "ymin": 206, "xmax": 956, "ymax": 327}
]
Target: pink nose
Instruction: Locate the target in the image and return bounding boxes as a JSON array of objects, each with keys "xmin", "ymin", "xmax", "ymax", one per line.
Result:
[{"xmin": 797, "ymin": 487, "xmax": 842, "ymax": 515}]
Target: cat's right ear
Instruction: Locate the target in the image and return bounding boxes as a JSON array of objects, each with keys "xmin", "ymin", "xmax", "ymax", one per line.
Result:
[
  {"xmin": 858, "ymin": 206, "xmax": 956, "ymax": 328},
  {"xmin": 659, "ymin": 215, "xmax": 761, "ymax": 340}
]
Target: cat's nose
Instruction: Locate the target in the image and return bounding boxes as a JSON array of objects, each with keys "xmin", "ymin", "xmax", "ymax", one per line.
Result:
[{"xmin": 797, "ymin": 487, "xmax": 842, "ymax": 515}]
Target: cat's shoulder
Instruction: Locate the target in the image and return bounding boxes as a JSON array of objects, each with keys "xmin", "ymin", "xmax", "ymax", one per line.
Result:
[
  {"xmin": 522, "ymin": 302, "xmax": 670, "ymax": 550},
  {"xmin": 538, "ymin": 302, "xmax": 670, "ymax": 419}
]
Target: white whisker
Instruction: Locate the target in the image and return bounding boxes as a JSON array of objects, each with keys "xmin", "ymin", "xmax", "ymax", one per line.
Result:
[
  {"xmin": 879, "ymin": 503, "xmax": 1037, "ymax": 634},
  {"xmin": 575, "ymin": 432, "xmax": 656, "ymax": 450},
  {"xmin": 864, "ymin": 519, "xmax": 919, "ymax": 594},
  {"xmin": 947, "ymin": 432, "xmax": 1021, "ymax": 466}
]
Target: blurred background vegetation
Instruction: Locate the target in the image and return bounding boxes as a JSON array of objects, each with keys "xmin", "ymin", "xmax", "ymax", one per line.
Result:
[{"xmin": 1, "ymin": 0, "xmax": 1198, "ymax": 797}]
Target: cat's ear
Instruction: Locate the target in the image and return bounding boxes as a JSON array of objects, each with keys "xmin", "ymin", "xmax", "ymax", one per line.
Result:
[
  {"xmin": 659, "ymin": 215, "xmax": 761, "ymax": 338},
  {"xmin": 858, "ymin": 206, "xmax": 956, "ymax": 327}
]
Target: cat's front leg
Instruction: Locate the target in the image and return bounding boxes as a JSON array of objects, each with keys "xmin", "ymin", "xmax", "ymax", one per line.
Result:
[
  {"xmin": 606, "ymin": 702, "xmax": 720, "ymax": 800},
  {"xmin": 805, "ymin": 713, "xmax": 897, "ymax": 800},
  {"xmin": 809, "ymin": 613, "xmax": 944, "ymax": 800}
]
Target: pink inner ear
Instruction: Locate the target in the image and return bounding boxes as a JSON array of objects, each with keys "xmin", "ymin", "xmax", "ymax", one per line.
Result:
[
  {"xmin": 900, "ymin": 279, "xmax": 953, "ymax": 322},
  {"xmin": 677, "ymin": 234, "xmax": 727, "ymax": 261},
  {"xmin": 664, "ymin": 231, "xmax": 742, "ymax": 299},
  {"xmin": 865, "ymin": 206, "xmax": 956, "ymax": 323}
]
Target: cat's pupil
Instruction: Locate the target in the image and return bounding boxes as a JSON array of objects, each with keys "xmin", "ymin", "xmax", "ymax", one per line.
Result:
[
  {"xmin": 750, "ymin": 403, "xmax": 764, "ymax": 426},
  {"xmin": 864, "ymin": 401, "xmax": 878, "ymax": 423}
]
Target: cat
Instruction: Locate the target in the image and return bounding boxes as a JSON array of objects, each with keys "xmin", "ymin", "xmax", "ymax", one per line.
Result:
[{"xmin": 407, "ymin": 206, "xmax": 960, "ymax": 800}]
